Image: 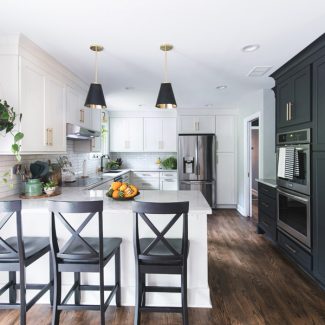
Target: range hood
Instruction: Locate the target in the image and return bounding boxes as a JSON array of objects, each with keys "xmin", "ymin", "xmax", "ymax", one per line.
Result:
[{"xmin": 66, "ymin": 123, "xmax": 100, "ymax": 140}]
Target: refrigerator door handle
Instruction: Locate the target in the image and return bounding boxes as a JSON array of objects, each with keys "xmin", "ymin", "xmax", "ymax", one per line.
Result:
[
  {"xmin": 181, "ymin": 180, "xmax": 214, "ymax": 184},
  {"xmin": 195, "ymin": 137, "xmax": 199, "ymax": 176}
]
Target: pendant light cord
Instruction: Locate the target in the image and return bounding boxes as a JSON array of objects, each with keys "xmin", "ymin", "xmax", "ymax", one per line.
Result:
[
  {"xmin": 95, "ymin": 49, "xmax": 98, "ymax": 83},
  {"xmin": 164, "ymin": 46, "xmax": 168, "ymax": 82}
]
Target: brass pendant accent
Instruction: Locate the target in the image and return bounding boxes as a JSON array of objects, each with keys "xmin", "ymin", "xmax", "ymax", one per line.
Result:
[
  {"xmin": 90, "ymin": 45, "xmax": 104, "ymax": 52},
  {"xmin": 160, "ymin": 44, "xmax": 173, "ymax": 52}
]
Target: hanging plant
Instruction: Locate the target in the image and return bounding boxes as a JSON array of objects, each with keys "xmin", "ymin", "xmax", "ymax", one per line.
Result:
[{"xmin": 0, "ymin": 99, "xmax": 24, "ymax": 184}]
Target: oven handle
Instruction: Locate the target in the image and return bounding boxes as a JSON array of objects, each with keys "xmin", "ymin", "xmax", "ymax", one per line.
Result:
[{"xmin": 277, "ymin": 189, "xmax": 309, "ymax": 203}]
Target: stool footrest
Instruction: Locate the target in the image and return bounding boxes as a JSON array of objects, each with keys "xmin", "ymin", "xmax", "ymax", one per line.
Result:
[
  {"xmin": 140, "ymin": 306, "xmax": 183, "ymax": 313},
  {"xmin": 145, "ymin": 286, "xmax": 181, "ymax": 293}
]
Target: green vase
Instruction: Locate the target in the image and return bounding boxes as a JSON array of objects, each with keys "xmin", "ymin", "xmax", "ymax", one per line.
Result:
[{"xmin": 25, "ymin": 179, "xmax": 42, "ymax": 196}]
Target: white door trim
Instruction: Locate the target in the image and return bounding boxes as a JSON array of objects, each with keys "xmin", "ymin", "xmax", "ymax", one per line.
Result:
[{"xmin": 243, "ymin": 112, "xmax": 261, "ymax": 217}]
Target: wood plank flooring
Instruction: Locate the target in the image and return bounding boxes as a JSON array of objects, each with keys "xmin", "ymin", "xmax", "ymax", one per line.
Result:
[{"xmin": 1, "ymin": 209, "xmax": 325, "ymax": 325}]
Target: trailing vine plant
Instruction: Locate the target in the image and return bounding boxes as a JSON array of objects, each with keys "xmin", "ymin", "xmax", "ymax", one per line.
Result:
[{"xmin": 0, "ymin": 99, "xmax": 24, "ymax": 184}]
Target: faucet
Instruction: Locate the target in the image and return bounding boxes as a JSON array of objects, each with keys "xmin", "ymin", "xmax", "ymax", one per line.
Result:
[{"xmin": 100, "ymin": 154, "xmax": 110, "ymax": 172}]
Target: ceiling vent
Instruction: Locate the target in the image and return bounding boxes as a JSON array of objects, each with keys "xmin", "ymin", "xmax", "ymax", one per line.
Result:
[{"xmin": 247, "ymin": 66, "xmax": 272, "ymax": 77}]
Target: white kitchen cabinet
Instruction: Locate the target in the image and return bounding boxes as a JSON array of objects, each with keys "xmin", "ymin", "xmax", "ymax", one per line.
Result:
[
  {"xmin": 44, "ymin": 76, "xmax": 66, "ymax": 152},
  {"xmin": 216, "ymin": 152, "xmax": 236, "ymax": 205},
  {"xmin": 215, "ymin": 115, "xmax": 235, "ymax": 153},
  {"xmin": 66, "ymin": 87, "xmax": 91, "ymax": 129},
  {"xmin": 143, "ymin": 118, "xmax": 176, "ymax": 152},
  {"xmin": 91, "ymin": 108, "xmax": 102, "ymax": 132},
  {"xmin": 110, "ymin": 117, "xmax": 143, "ymax": 152},
  {"xmin": 160, "ymin": 171, "xmax": 178, "ymax": 190},
  {"xmin": 19, "ymin": 58, "xmax": 66, "ymax": 153},
  {"xmin": 179, "ymin": 115, "xmax": 215, "ymax": 134}
]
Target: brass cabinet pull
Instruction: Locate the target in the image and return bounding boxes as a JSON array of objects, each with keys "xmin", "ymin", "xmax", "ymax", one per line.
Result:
[
  {"xmin": 46, "ymin": 128, "xmax": 49, "ymax": 146},
  {"xmin": 288, "ymin": 102, "xmax": 293, "ymax": 120},
  {"xmin": 80, "ymin": 109, "xmax": 85, "ymax": 123},
  {"xmin": 50, "ymin": 128, "xmax": 53, "ymax": 146},
  {"xmin": 46, "ymin": 128, "xmax": 53, "ymax": 146},
  {"xmin": 285, "ymin": 243, "xmax": 297, "ymax": 254}
]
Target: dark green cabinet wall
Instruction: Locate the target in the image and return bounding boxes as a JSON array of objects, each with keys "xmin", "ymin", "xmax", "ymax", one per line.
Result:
[
  {"xmin": 313, "ymin": 152, "xmax": 325, "ymax": 284},
  {"xmin": 313, "ymin": 55, "xmax": 325, "ymax": 151},
  {"xmin": 276, "ymin": 66, "xmax": 311, "ymax": 130}
]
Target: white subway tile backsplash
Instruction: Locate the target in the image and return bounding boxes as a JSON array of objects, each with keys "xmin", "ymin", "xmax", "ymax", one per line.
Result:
[
  {"xmin": 110, "ymin": 152, "xmax": 177, "ymax": 170},
  {"xmin": 0, "ymin": 140, "xmax": 100, "ymax": 198}
]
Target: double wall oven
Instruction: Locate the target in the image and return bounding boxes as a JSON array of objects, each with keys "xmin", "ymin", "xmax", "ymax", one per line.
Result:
[{"xmin": 276, "ymin": 129, "xmax": 311, "ymax": 249}]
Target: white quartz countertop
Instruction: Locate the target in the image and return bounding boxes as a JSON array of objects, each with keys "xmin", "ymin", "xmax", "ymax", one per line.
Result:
[
  {"xmin": 256, "ymin": 178, "xmax": 277, "ymax": 188},
  {"xmin": 5, "ymin": 189, "xmax": 211, "ymax": 214}
]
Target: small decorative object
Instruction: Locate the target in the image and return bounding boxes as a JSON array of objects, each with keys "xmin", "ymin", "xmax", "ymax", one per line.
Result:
[
  {"xmin": 161, "ymin": 156, "xmax": 177, "ymax": 170},
  {"xmin": 107, "ymin": 182, "xmax": 139, "ymax": 200},
  {"xmin": 24, "ymin": 179, "xmax": 43, "ymax": 197},
  {"xmin": 43, "ymin": 180, "xmax": 57, "ymax": 195},
  {"xmin": 155, "ymin": 157, "xmax": 162, "ymax": 169}
]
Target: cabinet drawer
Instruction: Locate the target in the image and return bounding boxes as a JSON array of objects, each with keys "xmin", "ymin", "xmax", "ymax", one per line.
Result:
[
  {"xmin": 278, "ymin": 231, "xmax": 312, "ymax": 271},
  {"xmin": 258, "ymin": 193, "xmax": 276, "ymax": 218},
  {"xmin": 132, "ymin": 178, "xmax": 160, "ymax": 190},
  {"xmin": 258, "ymin": 183, "xmax": 276, "ymax": 199},
  {"xmin": 160, "ymin": 179, "xmax": 178, "ymax": 191},
  {"xmin": 259, "ymin": 212, "xmax": 276, "ymax": 241},
  {"xmin": 160, "ymin": 171, "xmax": 177, "ymax": 179},
  {"xmin": 132, "ymin": 171, "xmax": 160, "ymax": 178}
]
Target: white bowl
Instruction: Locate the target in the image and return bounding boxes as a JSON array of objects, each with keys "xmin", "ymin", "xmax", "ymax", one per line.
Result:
[{"xmin": 44, "ymin": 187, "xmax": 56, "ymax": 195}]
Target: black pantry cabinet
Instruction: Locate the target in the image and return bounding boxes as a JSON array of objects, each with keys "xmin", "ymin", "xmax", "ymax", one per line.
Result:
[{"xmin": 272, "ymin": 33, "xmax": 325, "ymax": 288}]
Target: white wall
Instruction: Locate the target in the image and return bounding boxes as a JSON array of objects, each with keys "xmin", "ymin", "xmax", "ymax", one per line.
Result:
[{"xmin": 236, "ymin": 89, "xmax": 276, "ymax": 214}]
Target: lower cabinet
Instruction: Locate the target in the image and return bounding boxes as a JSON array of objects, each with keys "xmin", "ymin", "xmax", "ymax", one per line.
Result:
[
  {"xmin": 131, "ymin": 171, "xmax": 177, "ymax": 191},
  {"xmin": 257, "ymin": 182, "xmax": 277, "ymax": 241}
]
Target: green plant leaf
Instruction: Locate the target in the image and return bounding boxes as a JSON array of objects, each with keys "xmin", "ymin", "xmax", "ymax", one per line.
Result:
[
  {"xmin": 11, "ymin": 143, "xmax": 19, "ymax": 153},
  {"xmin": 14, "ymin": 132, "xmax": 24, "ymax": 142}
]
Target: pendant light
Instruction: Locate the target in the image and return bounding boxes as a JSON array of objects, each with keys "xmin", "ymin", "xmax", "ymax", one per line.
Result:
[
  {"xmin": 155, "ymin": 44, "xmax": 177, "ymax": 109},
  {"xmin": 85, "ymin": 44, "xmax": 107, "ymax": 109}
]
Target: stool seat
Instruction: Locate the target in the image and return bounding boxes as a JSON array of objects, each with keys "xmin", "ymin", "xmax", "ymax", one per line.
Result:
[
  {"xmin": 58, "ymin": 237, "xmax": 122, "ymax": 262},
  {"xmin": 0, "ymin": 236, "xmax": 50, "ymax": 262}
]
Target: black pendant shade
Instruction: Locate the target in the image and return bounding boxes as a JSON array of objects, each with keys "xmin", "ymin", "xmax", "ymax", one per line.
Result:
[
  {"xmin": 84, "ymin": 83, "xmax": 107, "ymax": 109},
  {"xmin": 155, "ymin": 82, "xmax": 177, "ymax": 109}
]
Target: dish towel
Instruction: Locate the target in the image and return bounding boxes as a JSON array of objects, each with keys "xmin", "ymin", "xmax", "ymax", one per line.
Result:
[
  {"xmin": 284, "ymin": 147, "xmax": 295, "ymax": 180},
  {"xmin": 277, "ymin": 147, "xmax": 286, "ymax": 178}
]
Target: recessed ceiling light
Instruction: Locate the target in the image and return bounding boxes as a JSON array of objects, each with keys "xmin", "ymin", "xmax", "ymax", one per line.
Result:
[
  {"xmin": 138, "ymin": 104, "xmax": 144, "ymax": 107},
  {"xmin": 205, "ymin": 104, "xmax": 213, "ymax": 107},
  {"xmin": 216, "ymin": 85, "xmax": 227, "ymax": 90},
  {"xmin": 125, "ymin": 86, "xmax": 135, "ymax": 90},
  {"xmin": 242, "ymin": 44, "xmax": 260, "ymax": 53}
]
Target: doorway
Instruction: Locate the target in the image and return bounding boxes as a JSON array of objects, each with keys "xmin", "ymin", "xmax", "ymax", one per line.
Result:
[{"xmin": 249, "ymin": 119, "xmax": 259, "ymax": 221}]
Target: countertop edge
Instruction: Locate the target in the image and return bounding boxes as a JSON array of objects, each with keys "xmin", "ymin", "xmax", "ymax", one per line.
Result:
[{"xmin": 256, "ymin": 179, "xmax": 277, "ymax": 188}]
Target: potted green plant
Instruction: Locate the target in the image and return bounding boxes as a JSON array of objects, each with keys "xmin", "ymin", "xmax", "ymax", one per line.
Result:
[
  {"xmin": 43, "ymin": 180, "xmax": 57, "ymax": 195},
  {"xmin": 0, "ymin": 99, "xmax": 24, "ymax": 184}
]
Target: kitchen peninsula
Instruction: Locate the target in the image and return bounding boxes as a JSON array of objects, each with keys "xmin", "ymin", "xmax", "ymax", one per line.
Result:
[{"xmin": 0, "ymin": 188, "xmax": 212, "ymax": 308}]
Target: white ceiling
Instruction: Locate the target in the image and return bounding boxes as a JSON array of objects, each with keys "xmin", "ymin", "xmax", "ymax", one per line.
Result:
[{"xmin": 1, "ymin": 0, "xmax": 325, "ymax": 110}]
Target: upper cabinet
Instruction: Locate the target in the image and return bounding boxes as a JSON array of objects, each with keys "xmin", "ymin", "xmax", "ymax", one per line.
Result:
[
  {"xmin": 144, "ymin": 118, "xmax": 176, "ymax": 152},
  {"xmin": 178, "ymin": 115, "xmax": 215, "ymax": 134},
  {"xmin": 110, "ymin": 117, "xmax": 143, "ymax": 152},
  {"xmin": 0, "ymin": 35, "xmax": 90, "ymax": 154},
  {"xmin": 276, "ymin": 65, "xmax": 311, "ymax": 129},
  {"xmin": 19, "ymin": 57, "xmax": 66, "ymax": 153},
  {"xmin": 215, "ymin": 116, "xmax": 235, "ymax": 152}
]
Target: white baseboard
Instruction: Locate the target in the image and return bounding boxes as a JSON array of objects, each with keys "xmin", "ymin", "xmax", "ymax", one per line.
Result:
[
  {"xmin": 215, "ymin": 204, "xmax": 237, "ymax": 209},
  {"xmin": 237, "ymin": 204, "xmax": 247, "ymax": 217}
]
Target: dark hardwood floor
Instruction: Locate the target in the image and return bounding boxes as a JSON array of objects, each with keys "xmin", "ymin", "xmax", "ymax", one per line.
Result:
[{"xmin": 1, "ymin": 210, "xmax": 325, "ymax": 325}]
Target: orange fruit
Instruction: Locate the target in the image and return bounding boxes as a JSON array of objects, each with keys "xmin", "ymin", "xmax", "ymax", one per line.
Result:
[
  {"xmin": 112, "ymin": 181, "xmax": 122, "ymax": 190},
  {"xmin": 112, "ymin": 190, "xmax": 120, "ymax": 199}
]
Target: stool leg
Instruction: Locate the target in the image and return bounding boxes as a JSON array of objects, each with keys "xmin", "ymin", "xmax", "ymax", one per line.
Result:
[
  {"xmin": 134, "ymin": 266, "xmax": 141, "ymax": 325},
  {"xmin": 99, "ymin": 266, "xmax": 105, "ymax": 325},
  {"xmin": 52, "ymin": 268, "xmax": 62, "ymax": 325},
  {"xmin": 141, "ymin": 273, "xmax": 146, "ymax": 307},
  {"xmin": 19, "ymin": 267, "xmax": 26, "ymax": 325},
  {"xmin": 181, "ymin": 267, "xmax": 188, "ymax": 325},
  {"xmin": 115, "ymin": 247, "xmax": 121, "ymax": 307},
  {"xmin": 49, "ymin": 254, "xmax": 54, "ymax": 306},
  {"xmin": 9, "ymin": 271, "xmax": 16, "ymax": 304},
  {"xmin": 74, "ymin": 272, "xmax": 81, "ymax": 305}
]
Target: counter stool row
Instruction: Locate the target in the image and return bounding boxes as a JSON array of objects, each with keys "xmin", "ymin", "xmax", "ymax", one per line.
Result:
[{"xmin": 0, "ymin": 199, "xmax": 189, "ymax": 325}]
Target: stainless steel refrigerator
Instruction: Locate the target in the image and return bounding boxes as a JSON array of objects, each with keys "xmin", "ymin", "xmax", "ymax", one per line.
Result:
[{"xmin": 178, "ymin": 134, "xmax": 216, "ymax": 207}]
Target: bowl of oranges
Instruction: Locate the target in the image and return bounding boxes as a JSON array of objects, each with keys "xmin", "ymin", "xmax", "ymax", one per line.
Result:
[{"xmin": 106, "ymin": 181, "xmax": 139, "ymax": 200}]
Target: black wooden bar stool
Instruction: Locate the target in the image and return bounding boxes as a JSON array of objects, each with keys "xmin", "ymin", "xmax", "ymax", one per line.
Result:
[
  {"xmin": 132, "ymin": 201, "xmax": 190, "ymax": 325},
  {"xmin": 48, "ymin": 200, "xmax": 122, "ymax": 325},
  {"xmin": 0, "ymin": 200, "xmax": 52, "ymax": 325}
]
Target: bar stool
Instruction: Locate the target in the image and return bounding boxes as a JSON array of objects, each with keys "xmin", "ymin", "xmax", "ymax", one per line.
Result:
[
  {"xmin": 48, "ymin": 200, "xmax": 122, "ymax": 325},
  {"xmin": 132, "ymin": 201, "xmax": 190, "ymax": 325},
  {"xmin": 0, "ymin": 200, "xmax": 52, "ymax": 325}
]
